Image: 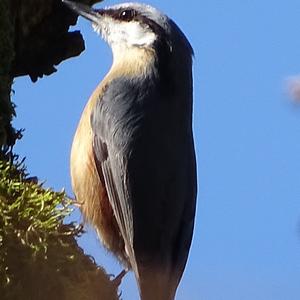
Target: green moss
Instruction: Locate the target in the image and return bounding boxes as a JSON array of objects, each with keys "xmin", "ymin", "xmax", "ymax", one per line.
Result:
[{"xmin": 0, "ymin": 158, "xmax": 119, "ymax": 300}]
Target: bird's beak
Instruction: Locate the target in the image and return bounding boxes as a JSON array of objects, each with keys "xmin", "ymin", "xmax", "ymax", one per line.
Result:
[{"xmin": 62, "ymin": 0, "xmax": 100, "ymax": 23}]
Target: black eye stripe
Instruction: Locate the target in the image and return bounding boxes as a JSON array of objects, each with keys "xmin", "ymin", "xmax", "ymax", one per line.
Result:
[
  {"xmin": 95, "ymin": 7, "xmax": 168, "ymax": 43},
  {"xmin": 98, "ymin": 8, "xmax": 137, "ymax": 22}
]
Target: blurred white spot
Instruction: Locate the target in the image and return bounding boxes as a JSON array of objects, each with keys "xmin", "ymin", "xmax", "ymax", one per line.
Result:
[{"xmin": 286, "ymin": 75, "xmax": 300, "ymax": 102}]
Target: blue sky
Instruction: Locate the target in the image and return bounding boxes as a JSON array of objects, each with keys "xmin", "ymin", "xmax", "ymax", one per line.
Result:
[{"xmin": 13, "ymin": 0, "xmax": 300, "ymax": 299}]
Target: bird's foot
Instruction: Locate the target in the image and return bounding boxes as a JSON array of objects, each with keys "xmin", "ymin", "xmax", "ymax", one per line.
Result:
[{"xmin": 111, "ymin": 269, "xmax": 128, "ymax": 287}]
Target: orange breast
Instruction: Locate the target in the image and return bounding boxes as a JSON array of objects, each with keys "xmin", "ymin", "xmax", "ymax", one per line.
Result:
[{"xmin": 70, "ymin": 84, "xmax": 127, "ymax": 265}]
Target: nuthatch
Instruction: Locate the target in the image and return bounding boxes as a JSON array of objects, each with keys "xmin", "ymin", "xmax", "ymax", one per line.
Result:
[{"xmin": 64, "ymin": 1, "xmax": 197, "ymax": 299}]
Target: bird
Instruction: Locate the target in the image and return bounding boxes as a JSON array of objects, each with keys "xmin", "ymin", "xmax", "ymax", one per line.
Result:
[{"xmin": 63, "ymin": 1, "xmax": 197, "ymax": 299}]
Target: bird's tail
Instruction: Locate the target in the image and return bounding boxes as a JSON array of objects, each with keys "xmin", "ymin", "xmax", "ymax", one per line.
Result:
[{"xmin": 136, "ymin": 265, "xmax": 178, "ymax": 300}]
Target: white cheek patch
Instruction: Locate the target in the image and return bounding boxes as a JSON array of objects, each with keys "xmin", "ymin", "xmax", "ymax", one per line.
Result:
[
  {"xmin": 120, "ymin": 21, "xmax": 156, "ymax": 46},
  {"xmin": 92, "ymin": 17, "xmax": 157, "ymax": 48}
]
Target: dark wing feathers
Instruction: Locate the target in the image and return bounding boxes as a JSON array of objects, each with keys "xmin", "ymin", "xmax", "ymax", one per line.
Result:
[
  {"xmin": 91, "ymin": 77, "xmax": 144, "ymax": 273},
  {"xmin": 91, "ymin": 75, "xmax": 196, "ymax": 279},
  {"xmin": 101, "ymin": 154, "xmax": 133, "ymax": 252}
]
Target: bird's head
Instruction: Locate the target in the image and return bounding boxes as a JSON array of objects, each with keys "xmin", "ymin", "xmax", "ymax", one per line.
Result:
[{"xmin": 62, "ymin": 1, "xmax": 192, "ymax": 57}]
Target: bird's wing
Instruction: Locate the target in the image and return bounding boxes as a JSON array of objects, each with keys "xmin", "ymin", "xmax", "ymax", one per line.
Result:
[
  {"xmin": 91, "ymin": 77, "xmax": 143, "ymax": 273},
  {"xmin": 91, "ymin": 76, "xmax": 196, "ymax": 285}
]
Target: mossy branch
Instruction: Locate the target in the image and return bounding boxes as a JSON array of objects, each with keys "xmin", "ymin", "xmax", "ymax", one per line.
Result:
[{"xmin": 0, "ymin": 158, "xmax": 120, "ymax": 300}]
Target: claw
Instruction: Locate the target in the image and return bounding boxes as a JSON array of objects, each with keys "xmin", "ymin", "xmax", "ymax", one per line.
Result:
[{"xmin": 111, "ymin": 269, "xmax": 128, "ymax": 287}]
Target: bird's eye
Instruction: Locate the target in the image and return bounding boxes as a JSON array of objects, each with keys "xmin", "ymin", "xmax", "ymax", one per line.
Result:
[{"xmin": 119, "ymin": 9, "xmax": 136, "ymax": 21}]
